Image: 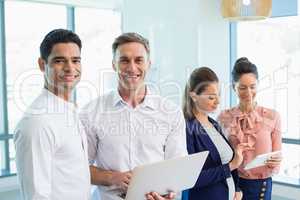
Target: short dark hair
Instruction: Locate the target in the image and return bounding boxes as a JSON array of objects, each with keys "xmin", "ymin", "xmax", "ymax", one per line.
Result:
[
  {"xmin": 40, "ymin": 29, "xmax": 82, "ymax": 61},
  {"xmin": 112, "ymin": 32, "xmax": 150, "ymax": 58},
  {"xmin": 183, "ymin": 67, "xmax": 219, "ymax": 119},
  {"xmin": 232, "ymin": 57, "xmax": 258, "ymax": 85}
]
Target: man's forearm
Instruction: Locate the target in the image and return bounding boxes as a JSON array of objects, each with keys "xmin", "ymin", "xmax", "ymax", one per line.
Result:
[{"xmin": 89, "ymin": 165, "xmax": 113, "ymax": 186}]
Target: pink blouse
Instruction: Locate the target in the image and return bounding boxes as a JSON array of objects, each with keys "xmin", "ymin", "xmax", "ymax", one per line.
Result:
[{"xmin": 218, "ymin": 106, "xmax": 281, "ymax": 179}]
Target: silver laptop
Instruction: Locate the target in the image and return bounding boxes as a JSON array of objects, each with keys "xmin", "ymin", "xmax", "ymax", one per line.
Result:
[{"xmin": 125, "ymin": 151, "xmax": 209, "ymax": 200}]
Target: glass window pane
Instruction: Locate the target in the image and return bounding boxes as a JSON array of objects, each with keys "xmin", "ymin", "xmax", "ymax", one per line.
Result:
[
  {"xmin": 5, "ymin": 1, "xmax": 67, "ymax": 134},
  {"xmin": 9, "ymin": 139, "xmax": 16, "ymax": 174},
  {"xmin": 75, "ymin": 7, "xmax": 121, "ymax": 107},
  {"xmin": 237, "ymin": 16, "xmax": 300, "ymax": 186},
  {"xmin": 237, "ymin": 16, "xmax": 300, "ymax": 140},
  {"xmin": 0, "ymin": 140, "xmax": 7, "ymax": 176},
  {"xmin": 0, "ymin": 74, "xmax": 4, "ymax": 135},
  {"xmin": 273, "ymin": 143, "xmax": 300, "ymax": 185}
]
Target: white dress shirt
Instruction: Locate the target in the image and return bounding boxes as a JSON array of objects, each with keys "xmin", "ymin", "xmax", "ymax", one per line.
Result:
[
  {"xmin": 203, "ymin": 125, "xmax": 235, "ymax": 200},
  {"xmin": 14, "ymin": 89, "xmax": 91, "ymax": 200},
  {"xmin": 80, "ymin": 87, "xmax": 187, "ymax": 200}
]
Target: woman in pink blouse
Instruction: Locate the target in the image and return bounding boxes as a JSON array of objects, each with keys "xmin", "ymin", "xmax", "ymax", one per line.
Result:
[{"xmin": 218, "ymin": 57, "xmax": 282, "ymax": 200}]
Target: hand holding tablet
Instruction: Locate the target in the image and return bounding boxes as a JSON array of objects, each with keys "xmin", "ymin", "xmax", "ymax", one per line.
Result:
[
  {"xmin": 244, "ymin": 151, "xmax": 282, "ymax": 170},
  {"xmin": 265, "ymin": 152, "xmax": 282, "ymax": 168}
]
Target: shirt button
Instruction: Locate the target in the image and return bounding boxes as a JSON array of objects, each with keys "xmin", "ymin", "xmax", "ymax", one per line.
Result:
[
  {"xmin": 261, "ymin": 187, "xmax": 266, "ymax": 192},
  {"xmin": 260, "ymin": 193, "xmax": 265, "ymax": 197}
]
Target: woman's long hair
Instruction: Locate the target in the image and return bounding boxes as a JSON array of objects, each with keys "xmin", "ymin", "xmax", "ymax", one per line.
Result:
[{"xmin": 183, "ymin": 67, "xmax": 219, "ymax": 119}]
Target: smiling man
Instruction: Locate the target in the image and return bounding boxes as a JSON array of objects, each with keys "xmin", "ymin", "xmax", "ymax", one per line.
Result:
[
  {"xmin": 14, "ymin": 29, "xmax": 90, "ymax": 200},
  {"xmin": 81, "ymin": 32, "xmax": 187, "ymax": 200}
]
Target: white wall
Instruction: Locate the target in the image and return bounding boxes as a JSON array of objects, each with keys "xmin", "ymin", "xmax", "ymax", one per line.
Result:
[
  {"xmin": 121, "ymin": 0, "xmax": 231, "ymax": 108},
  {"xmin": 196, "ymin": 0, "xmax": 232, "ymax": 110}
]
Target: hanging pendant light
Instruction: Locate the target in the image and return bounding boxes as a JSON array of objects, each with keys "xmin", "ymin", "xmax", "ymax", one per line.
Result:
[{"xmin": 221, "ymin": 0, "xmax": 272, "ymax": 21}]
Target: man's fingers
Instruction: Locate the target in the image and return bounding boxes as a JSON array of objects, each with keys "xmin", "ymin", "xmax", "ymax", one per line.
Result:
[
  {"xmin": 168, "ymin": 192, "xmax": 176, "ymax": 198},
  {"xmin": 123, "ymin": 178, "xmax": 130, "ymax": 185},
  {"xmin": 146, "ymin": 192, "xmax": 163, "ymax": 200},
  {"xmin": 122, "ymin": 172, "xmax": 132, "ymax": 184},
  {"xmin": 121, "ymin": 182, "xmax": 128, "ymax": 188},
  {"xmin": 120, "ymin": 182, "xmax": 129, "ymax": 192},
  {"xmin": 163, "ymin": 192, "xmax": 176, "ymax": 199},
  {"xmin": 146, "ymin": 191, "xmax": 176, "ymax": 200},
  {"xmin": 126, "ymin": 173, "xmax": 132, "ymax": 179},
  {"xmin": 145, "ymin": 192, "xmax": 155, "ymax": 200}
]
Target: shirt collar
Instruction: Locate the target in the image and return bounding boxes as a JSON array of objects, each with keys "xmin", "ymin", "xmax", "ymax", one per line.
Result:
[
  {"xmin": 140, "ymin": 87, "xmax": 156, "ymax": 110},
  {"xmin": 41, "ymin": 88, "xmax": 77, "ymax": 111},
  {"xmin": 111, "ymin": 89, "xmax": 124, "ymax": 107},
  {"xmin": 111, "ymin": 86, "xmax": 156, "ymax": 110}
]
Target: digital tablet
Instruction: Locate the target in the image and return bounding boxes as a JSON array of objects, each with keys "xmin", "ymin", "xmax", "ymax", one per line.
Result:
[
  {"xmin": 125, "ymin": 151, "xmax": 209, "ymax": 200},
  {"xmin": 244, "ymin": 151, "xmax": 282, "ymax": 170}
]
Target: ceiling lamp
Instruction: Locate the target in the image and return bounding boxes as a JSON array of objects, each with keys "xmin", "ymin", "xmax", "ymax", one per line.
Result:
[{"xmin": 221, "ymin": 0, "xmax": 272, "ymax": 21}]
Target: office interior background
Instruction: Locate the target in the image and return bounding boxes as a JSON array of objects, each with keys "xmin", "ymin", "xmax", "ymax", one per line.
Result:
[{"xmin": 0, "ymin": 0, "xmax": 299, "ymax": 199}]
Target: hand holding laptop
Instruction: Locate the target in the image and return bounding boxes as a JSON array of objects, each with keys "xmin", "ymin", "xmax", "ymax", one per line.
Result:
[
  {"xmin": 145, "ymin": 191, "xmax": 176, "ymax": 200},
  {"xmin": 125, "ymin": 151, "xmax": 209, "ymax": 200},
  {"xmin": 109, "ymin": 170, "xmax": 133, "ymax": 193}
]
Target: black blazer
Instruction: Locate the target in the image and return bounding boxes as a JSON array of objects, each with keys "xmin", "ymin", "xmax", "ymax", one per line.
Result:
[{"xmin": 185, "ymin": 116, "xmax": 240, "ymax": 200}]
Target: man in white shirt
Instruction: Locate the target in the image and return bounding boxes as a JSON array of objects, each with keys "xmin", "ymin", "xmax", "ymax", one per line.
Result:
[
  {"xmin": 14, "ymin": 29, "xmax": 90, "ymax": 200},
  {"xmin": 81, "ymin": 32, "xmax": 187, "ymax": 200}
]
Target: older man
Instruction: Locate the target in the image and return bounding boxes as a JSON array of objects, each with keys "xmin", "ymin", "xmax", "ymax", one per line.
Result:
[{"xmin": 81, "ymin": 32, "xmax": 187, "ymax": 200}]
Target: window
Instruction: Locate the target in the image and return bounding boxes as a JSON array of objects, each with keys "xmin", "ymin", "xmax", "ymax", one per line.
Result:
[
  {"xmin": 2, "ymin": 1, "xmax": 67, "ymax": 176},
  {"xmin": 0, "ymin": 0, "xmax": 121, "ymax": 177},
  {"xmin": 236, "ymin": 16, "xmax": 300, "ymax": 185},
  {"xmin": 5, "ymin": 0, "xmax": 67, "ymax": 134},
  {"xmin": 75, "ymin": 7, "xmax": 121, "ymax": 107},
  {"xmin": 0, "ymin": 141, "xmax": 6, "ymax": 173}
]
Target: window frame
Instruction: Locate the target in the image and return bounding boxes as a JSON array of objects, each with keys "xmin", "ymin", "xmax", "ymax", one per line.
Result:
[
  {"xmin": 0, "ymin": 0, "xmax": 12, "ymax": 177},
  {"xmin": 230, "ymin": 0, "xmax": 300, "ymax": 188}
]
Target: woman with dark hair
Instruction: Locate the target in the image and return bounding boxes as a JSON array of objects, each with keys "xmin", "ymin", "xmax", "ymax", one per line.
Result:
[
  {"xmin": 183, "ymin": 67, "xmax": 251, "ymax": 200},
  {"xmin": 218, "ymin": 57, "xmax": 282, "ymax": 200}
]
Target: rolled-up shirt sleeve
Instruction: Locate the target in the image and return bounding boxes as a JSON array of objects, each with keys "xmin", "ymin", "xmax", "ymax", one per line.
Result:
[
  {"xmin": 14, "ymin": 118, "xmax": 56, "ymax": 200},
  {"xmin": 165, "ymin": 109, "xmax": 188, "ymax": 159}
]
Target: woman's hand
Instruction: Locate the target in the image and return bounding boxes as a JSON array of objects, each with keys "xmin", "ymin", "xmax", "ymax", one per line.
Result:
[
  {"xmin": 229, "ymin": 143, "xmax": 254, "ymax": 170},
  {"xmin": 265, "ymin": 155, "xmax": 282, "ymax": 168}
]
